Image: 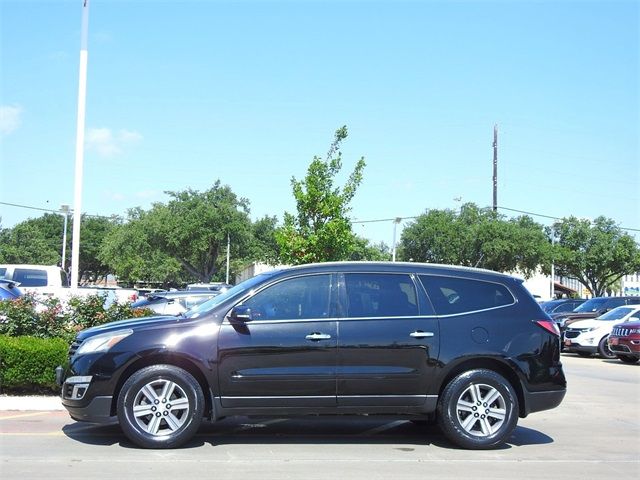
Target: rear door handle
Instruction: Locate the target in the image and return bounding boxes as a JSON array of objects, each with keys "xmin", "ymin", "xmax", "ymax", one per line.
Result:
[
  {"xmin": 410, "ymin": 331, "xmax": 434, "ymax": 339},
  {"xmin": 305, "ymin": 333, "xmax": 332, "ymax": 341}
]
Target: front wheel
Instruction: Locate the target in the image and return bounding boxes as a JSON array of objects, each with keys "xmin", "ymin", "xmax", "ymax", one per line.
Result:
[
  {"xmin": 437, "ymin": 369, "xmax": 518, "ymax": 450},
  {"xmin": 598, "ymin": 336, "xmax": 616, "ymax": 359},
  {"xmin": 117, "ymin": 365, "xmax": 205, "ymax": 449},
  {"xmin": 617, "ymin": 355, "xmax": 640, "ymax": 364}
]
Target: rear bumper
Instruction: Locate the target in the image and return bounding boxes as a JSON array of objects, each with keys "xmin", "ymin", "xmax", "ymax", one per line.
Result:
[{"xmin": 523, "ymin": 388, "xmax": 566, "ymax": 416}]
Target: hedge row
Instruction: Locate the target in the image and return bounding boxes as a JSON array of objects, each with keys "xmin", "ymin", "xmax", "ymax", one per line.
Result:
[{"xmin": 0, "ymin": 335, "xmax": 67, "ymax": 393}]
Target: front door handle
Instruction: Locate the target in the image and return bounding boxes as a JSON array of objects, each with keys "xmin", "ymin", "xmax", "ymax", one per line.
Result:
[
  {"xmin": 305, "ymin": 333, "xmax": 332, "ymax": 341},
  {"xmin": 410, "ymin": 331, "xmax": 434, "ymax": 339}
]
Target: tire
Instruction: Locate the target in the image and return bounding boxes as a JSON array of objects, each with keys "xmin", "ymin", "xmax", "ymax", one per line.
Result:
[
  {"xmin": 617, "ymin": 355, "xmax": 640, "ymax": 364},
  {"xmin": 437, "ymin": 369, "xmax": 518, "ymax": 450},
  {"xmin": 117, "ymin": 365, "xmax": 205, "ymax": 449},
  {"xmin": 598, "ymin": 336, "xmax": 616, "ymax": 359}
]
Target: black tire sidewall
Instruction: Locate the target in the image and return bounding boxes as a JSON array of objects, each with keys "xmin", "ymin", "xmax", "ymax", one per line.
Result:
[
  {"xmin": 437, "ymin": 369, "xmax": 518, "ymax": 450},
  {"xmin": 117, "ymin": 365, "xmax": 204, "ymax": 449},
  {"xmin": 598, "ymin": 336, "xmax": 616, "ymax": 359}
]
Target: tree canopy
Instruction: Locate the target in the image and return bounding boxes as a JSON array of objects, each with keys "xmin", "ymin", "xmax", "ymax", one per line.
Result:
[
  {"xmin": 551, "ymin": 216, "xmax": 640, "ymax": 296},
  {"xmin": 398, "ymin": 203, "xmax": 552, "ymax": 277},
  {"xmin": 276, "ymin": 126, "xmax": 366, "ymax": 264}
]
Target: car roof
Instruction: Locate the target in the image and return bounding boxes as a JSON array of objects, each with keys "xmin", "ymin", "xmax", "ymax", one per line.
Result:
[{"xmin": 268, "ymin": 261, "xmax": 519, "ymax": 281}]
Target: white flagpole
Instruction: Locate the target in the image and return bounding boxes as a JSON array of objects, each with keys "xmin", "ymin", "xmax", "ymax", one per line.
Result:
[{"xmin": 70, "ymin": 0, "xmax": 90, "ymax": 290}]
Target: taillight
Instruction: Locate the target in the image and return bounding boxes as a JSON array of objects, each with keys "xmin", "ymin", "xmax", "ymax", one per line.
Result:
[{"xmin": 534, "ymin": 320, "xmax": 560, "ymax": 336}]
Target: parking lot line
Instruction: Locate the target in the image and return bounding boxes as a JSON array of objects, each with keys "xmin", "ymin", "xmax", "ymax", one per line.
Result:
[{"xmin": 0, "ymin": 411, "xmax": 50, "ymax": 421}]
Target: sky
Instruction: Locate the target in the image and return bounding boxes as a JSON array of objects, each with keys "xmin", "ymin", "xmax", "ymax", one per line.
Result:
[{"xmin": 1, "ymin": 0, "xmax": 638, "ymax": 247}]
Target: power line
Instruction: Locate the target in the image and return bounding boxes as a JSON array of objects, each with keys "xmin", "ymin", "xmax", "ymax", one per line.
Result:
[
  {"xmin": 354, "ymin": 206, "xmax": 640, "ymax": 233},
  {"xmin": 0, "ymin": 201, "xmax": 113, "ymax": 220}
]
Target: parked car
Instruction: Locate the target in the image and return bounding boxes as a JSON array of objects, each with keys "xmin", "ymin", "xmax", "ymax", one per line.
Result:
[
  {"xmin": 608, "ymin": 316, "xmax": 640, "ymax": 364},
  {"xmin": 540, "ymin": 298, "xmax": 586, "ymax": 315},
  {"xmin": 551, "ymin": 296, "xmax": 640, "ymax": 332},
  {"xmin": 131, "ymin": 290, "xmax": 219, "ymax": 316},
  {"xmin": 0, "ymin": 278, "xmax": 23, "ymax": 300},
  {"xmin": 563, "ymin": 305, "xmax": 640, "ymax": 359},
  {"xmin": 186, "ymin": 282, "xmax": 232, "ymax": 293},
  {"xmin": 57, "ymin": 262, "xmax": 566, "ymax": 450},
  {"xmin": 0, "ymin": 264, "xmax": 138, "ymax": 305}
]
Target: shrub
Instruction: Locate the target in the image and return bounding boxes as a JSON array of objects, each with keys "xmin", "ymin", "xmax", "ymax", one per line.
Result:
[
  {"xmin": 0, "ymin": 294, "xmax": 154, "ymax": 340},
  {"xmin": 0, "ymin": 335, "xmax": 68, "ymax": 393}
]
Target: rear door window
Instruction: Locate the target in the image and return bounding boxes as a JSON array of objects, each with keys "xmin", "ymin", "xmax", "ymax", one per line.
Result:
[
  {"xmin": 13, "ymin": 268, "xmax": 48, "ymax": 287},
  {"xmin": 419, "ymin": 275, "xmax": 515, "ymax": 316},
  {"xmin": 343, "ymin": 273, "xmax": 418, "ymax": 318}
]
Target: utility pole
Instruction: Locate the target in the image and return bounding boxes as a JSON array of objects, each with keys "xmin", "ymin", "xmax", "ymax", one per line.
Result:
[
  {"xmin": 391, "ymin": 217, "xmax": 402, "ymax": 262},
  {"xmin": 70, "ymin": 0, "xmax": 90, "ymax": 289},
  {"xmin": 225, "ymin": 234, "xmax": 230, "ymax": 284},
  {"xmin": 493, "ymin": 124, "xmax": 498, "ymax": 213}
]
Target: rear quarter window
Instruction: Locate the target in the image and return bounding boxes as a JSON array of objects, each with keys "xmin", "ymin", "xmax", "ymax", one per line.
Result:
[{"xmin": 419, "ymin": 275, "xmax": 515, "ymax": 316}]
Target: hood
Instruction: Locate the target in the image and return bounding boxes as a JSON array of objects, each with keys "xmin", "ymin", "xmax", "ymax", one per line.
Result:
[
  {"xmin": 614, "ymin": 319, "xmax": 640, "ymax": 330},
  {"xmin": 567, "ymin": 318, "xmax": 613, "ymax": 330},
  {"xmin": 552, "ymin": 312, "xmax": 597, "ymax": 321},
  {"xmin": 77, "ymin": 315, "xmax": 183, "ymax": 340}
]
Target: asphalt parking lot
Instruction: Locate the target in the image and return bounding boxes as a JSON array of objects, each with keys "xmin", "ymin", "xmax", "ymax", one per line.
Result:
[{"xmin": 1, "ymin": 354, "xmax": 638, "ymax": 480}]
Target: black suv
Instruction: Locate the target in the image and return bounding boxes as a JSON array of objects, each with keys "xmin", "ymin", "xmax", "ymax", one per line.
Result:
[{"xmin": 57, "ymin": 262, "xmax": 566, "ymax": 450}]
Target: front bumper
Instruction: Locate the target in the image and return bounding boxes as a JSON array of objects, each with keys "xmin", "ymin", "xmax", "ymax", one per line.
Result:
[{"xmin": 57, "ymin": 365, "xmax": 117, "ymax": 424}]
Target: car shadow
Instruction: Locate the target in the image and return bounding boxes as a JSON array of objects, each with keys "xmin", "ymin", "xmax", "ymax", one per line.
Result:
[{"xmin": 62, "ymin": 417, "xmax": 554, "ymax": 450}]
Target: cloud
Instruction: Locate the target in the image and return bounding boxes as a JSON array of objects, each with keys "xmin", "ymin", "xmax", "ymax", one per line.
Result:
[
  {"xmin": 86, "ymin": 127, "xmax": 142, "ymax": 157},
  {"xmin": 135, "ymin": 190, "xmax": 160, "ymax": 199},
  {"xmin": 0, "ymin": 104, "xmax": 23, "ymax": 136}
]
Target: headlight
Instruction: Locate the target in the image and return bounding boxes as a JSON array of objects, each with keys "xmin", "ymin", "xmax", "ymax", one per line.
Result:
[{"xmin": 76, "ymin": 329, "xmax": 133, "ymax": 355}]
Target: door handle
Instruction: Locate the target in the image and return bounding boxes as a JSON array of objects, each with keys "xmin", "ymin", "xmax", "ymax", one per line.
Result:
[
  {"xmin": 410, "ymin": 331, "xmax": 434, "ymax": 339},
  {"xmin": 305, "ymin": 333, "xmax": 332, "ymax": 341}
]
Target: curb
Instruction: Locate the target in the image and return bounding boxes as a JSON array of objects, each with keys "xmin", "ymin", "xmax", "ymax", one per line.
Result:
[{"xmin": 0, "ymin": 395, "xmax": 65, "ymax": 411}]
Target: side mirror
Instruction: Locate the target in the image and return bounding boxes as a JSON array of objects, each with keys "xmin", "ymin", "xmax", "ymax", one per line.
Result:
[{"xmin": 229, "ymin": 305, "xmax": 253, "ymax": 322}]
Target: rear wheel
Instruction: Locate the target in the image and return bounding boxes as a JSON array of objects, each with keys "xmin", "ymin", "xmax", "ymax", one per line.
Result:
[
  {"xmin": 437, "ymin": 369, "xmax": 518, "ymax": 450},
  {"xmin": 617, "ymin": 355, "xmax": 640, "ymax": 364},
  {"xmin": 117, "ymin": 365, "xmax": 204, "ymax": 449},
  {"xmin": 598, "ymin": 336, "xmax": 616, "ymax": 359}
]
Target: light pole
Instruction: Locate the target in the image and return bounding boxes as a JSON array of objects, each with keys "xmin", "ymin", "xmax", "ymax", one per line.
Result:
[
  {"xmin": 70, "ymin": 0, "xmax": 90, "ymax": 290},
  {"xmin": 60, "ymin": 204, "xmax": 70, "ymax": 272}
]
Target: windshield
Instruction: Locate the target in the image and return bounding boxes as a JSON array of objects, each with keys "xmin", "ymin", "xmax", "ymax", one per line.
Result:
[
  {"xmin": 183, "ymin": 272, "xmax": 276, "ymax": 319},
  {"xmin": 574, "ymin": 298, "xmax": 607, "ymax": 313},
  {"xmin": 597, "ymin": 307, "xmax": 635, "ymax": 321},
  {"xmin": 541, "ymin": 301, "xmax": 561, "ymax": 313}
]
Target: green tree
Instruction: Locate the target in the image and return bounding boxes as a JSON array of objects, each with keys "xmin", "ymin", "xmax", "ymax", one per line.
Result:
[
  {"xmin": 276, "ymin": 126, "xmax": 366, "ymax": 264},
  {"xmin": 100, "ymin": 182, "xmax": 253, "ymax": 284},
  {"xmin": 0, "ymin": 214, "xmax": 65, "ymax": 265},
  {"xmin": 551, "ymin": 216, "xmax": 640, "ymax": 296},
  {"xmin": 99, "ymin": 209, "xmax": 185, "ymax": 287},
  {"xmin": 399, "ymin": 203, "xmax": 551, "ymax": 277},
  {"xmin": 78, "ymin": 215, "xmax": 117, "ymax": 283},
  {"xmin": 349, "ymin": 237, "xmax": 392, "ymax": 261}
]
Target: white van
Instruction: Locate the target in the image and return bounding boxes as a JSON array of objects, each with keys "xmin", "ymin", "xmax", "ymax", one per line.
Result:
[{"xmin": 0, "ymin": 264, "xmax": 137, "ymax": 304}]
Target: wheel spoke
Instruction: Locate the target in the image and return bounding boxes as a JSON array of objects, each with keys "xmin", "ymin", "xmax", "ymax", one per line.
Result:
[
  {"xmin": 457, "ymin": 399, "xmax": 475, "ymax": 413},
  {"xmin": 470, "ymin": 384, "xmax": 481, "ymax": 404},
  {"xmin": 133, "ymin": 404, "xmax": 155, "ymax": 417},
  {"xmin": 146, "ymin": 415, "xmax": 162, "ymax": 435},
  {"xmin": 460, "ymin": 413, "xmax": 478, "ymax": 432},
  {"xmin": 482, "ymin": 388, "xmax": 501, "ymax": 406},
  {"xmin": 479, "ymin": 417, "xmax": 492, "ymax": 435},
  {"xmin": 161, "ymin": 381, "xmax": 176, "ymax": 401},
  {"xmin": 164, "ymin": 413, "xmax": 181, "ymax": 431},
  {"xmin": 169, "ymin": 397, "xmax": 189, "ymax": 411},
  {"xmin": 487, "ymin": 407, "xmax": 506, "ymax": 421},
  {"xmin": 141, "ymin": 384, "xmax": 158, "ymax": 403}
]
